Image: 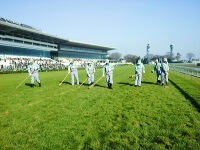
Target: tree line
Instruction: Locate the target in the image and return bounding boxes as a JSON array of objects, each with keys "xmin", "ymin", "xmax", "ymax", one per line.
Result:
[{"xmin": 108, "ymin": 52, "xmax": 195, "ymax": 63}]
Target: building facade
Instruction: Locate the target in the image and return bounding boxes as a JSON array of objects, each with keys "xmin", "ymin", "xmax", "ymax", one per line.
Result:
[{"xmin": 0, "ymin": 18, "xmax": 114, "ymax": 60}]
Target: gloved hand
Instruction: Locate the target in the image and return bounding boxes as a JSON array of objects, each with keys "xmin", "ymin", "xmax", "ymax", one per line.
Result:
[
  {"xmin": 102, "ymin": 74, "xmax": 105, "ymax": 77},
  {"xmin": 88, "ymin": 74, "xmax": 91, "ymax": 78},
  {"xmin": 29, "ymin": 73, "xmax": 32, "ymax": 76},
  {"xmin": 143, "ymin": 71, "xmax": 145, "ymax": 73}
]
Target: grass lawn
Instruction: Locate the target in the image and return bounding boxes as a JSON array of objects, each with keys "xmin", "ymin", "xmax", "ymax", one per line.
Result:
[{"xmin": 0, "ymin": 65, "xmax": 199, "ymax": 149}]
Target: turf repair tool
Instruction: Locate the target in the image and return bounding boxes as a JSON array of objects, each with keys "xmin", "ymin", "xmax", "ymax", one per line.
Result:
[
  {"xmin": 59, "ymin": 73, "xmax": 70, "ymax": 86},
  {"xmin": 88, "ymin": 75, "xmax": 104, "ymax": 89},
  {"xmin": 79, "ymin": 77, "xmax": 88, "ymax": 88},
  {"xmin": 16, "ymin": 75, "xmax": 30, "ymax": 89}
]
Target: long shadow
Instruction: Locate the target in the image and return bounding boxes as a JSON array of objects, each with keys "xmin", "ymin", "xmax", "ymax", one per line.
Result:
[
  {"xmin": 117, "ymin": 82, "xmax": 133, "ymax": 86},
  {"xmin": 61, "ymin": 81, "xmax": 71, "ymax": 85},
  {"xmin": 80, "ymin": 83, "xmax": 89, "ymax": 87},
  {"xmin": 169, "ymin": 79, "xmax": 200, "ymax": 113},
  {"xmin": 94, "ymin": 84, "xmax": 107, "ymax": 88},
  {"xmin": 142, "ymin": 81, "xmax": 156, "ymax": 85},
  {"xmin": 25, "ymin": 83, "xmax": 36, "ymax": 87}
]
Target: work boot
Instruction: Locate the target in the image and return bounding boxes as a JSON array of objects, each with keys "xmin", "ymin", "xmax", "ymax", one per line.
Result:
[
  {"xmin": 108, "ymin": 83, "xmax": 110, "ymax": 89},
  {"xmin": 39, "ymin": 83, "xmax": 41, "ymax": 87},
  {"xmin": 110, "ymin": 84, "xmax": 113, "ymax": 89}
]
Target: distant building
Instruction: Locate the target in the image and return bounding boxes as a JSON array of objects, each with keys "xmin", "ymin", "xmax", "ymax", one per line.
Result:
[
  {"xmin": 0, "ymin": 17, "xmax": 114, "ymax": 60},
  {"xmin": 192, "ymin": 59, "xmax": 200, "ymax": 64}
]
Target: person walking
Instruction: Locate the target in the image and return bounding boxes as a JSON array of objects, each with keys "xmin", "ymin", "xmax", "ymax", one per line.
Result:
[
  {"xmin": 102, "ymin": 59, "xmax": 114, "ymax": 89},
  {"xmin": 28, "ymin": 59, "xmax": 41, "ymax": 87},
  {"xmin": 134, "ymin": 60, "xmax": 145, "ymax": 87},
  {"xmin": 161, "ymin": 58, "xmax": 169, "ymax": 86},
  {"xmin": 153, "ymin": 59, "xmax": 161, "ymax": 84},
  {"xmin": 68, "ymin": 61, "xmax": 79, "ymax": 85},
  {"xmin": 86, "ymin": 61, "xmax": 95, "ymax": 85}
]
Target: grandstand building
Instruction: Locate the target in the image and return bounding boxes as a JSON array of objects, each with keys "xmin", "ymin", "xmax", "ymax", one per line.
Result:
[{"xmin": 0, "ymin": 17, "xmax": 114, "ymax": 60}]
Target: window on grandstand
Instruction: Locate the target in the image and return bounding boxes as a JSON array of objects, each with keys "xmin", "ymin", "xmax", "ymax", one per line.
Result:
[
  {"xmin": 60, "ymin": 45, "xmax": 106, "ymax": 53},
  {"xmin": 0, "ymin": 45, "xmax": 51, "ymax": 58},
  {"xmin": 33, "ymin": 43, "xmax": 40, "ymax": 46},
  {"xmin": 41, "ymin": 44, "xmax": 47, "ymax": 47},
  {"xmin": 14, "ymin": 40, "xmax": 23, "ymax": 43},
  {"xmin": 2, "ymin": 38, "xmax": 13, "ymax": 42},
  {"xmin": 24, "ymin": 41, "xmax": 32, "ymax": 45},
  {"xmin": 58, "ymin": 51, "xmax": 106, "ymax": 59}
]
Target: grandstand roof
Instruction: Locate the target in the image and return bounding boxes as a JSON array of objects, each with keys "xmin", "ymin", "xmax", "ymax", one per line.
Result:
[{"xmin": 0, "ymin": 19, "xmax": 114, "ymax": 51}]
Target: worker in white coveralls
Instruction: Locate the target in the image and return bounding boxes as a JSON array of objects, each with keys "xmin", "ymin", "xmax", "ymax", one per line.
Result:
[
  {"xmin": 134, "ymin": 59, "xmax": 145, "ymax": 87},
  {"xmin": 102, "ymin": 59, "xmax": 114, "ymax": 89},
  {"xmin": 86, "ymin": 61, "xmax": 95, "ymax": 85},
  {"xmin": 68, "ymin": 61, "xmax": 79, "ymax": 85},
  {"xmin": 28, "ymin": 59, "xmax": 41, "ymax": 87},
  {"xmin": 153, "ymin": 59, "xmax": 161, "ymax": 84},
  {"xmin": 161, "ymin": 58, "xmax": 169, "ymax": 86}
]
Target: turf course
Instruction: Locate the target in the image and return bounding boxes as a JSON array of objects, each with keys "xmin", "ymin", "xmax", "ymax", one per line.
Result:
[{"xmin": 0, "ymin": 65, "xmax": 199, "ymax": 149}]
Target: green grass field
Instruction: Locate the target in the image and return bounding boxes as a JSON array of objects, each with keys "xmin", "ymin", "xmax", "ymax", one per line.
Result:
[{"xmin": 0, "ymin": 65, "xmax": 200, "ymax": 149}]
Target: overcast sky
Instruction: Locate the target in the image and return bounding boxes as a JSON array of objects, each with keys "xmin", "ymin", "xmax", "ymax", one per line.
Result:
[{"xmin": 1, "ymin": 0, "xmax": 200, "ymax": 59}]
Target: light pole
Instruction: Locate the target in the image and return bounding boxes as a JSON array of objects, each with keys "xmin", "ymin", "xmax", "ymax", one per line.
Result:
[
  {"xmin": 147, "ymin": 44, "xmax": 150, "ymax": 64},
  {"xmin": 170, "ymin": 44, "xmax": 173, "ymax": 60}
]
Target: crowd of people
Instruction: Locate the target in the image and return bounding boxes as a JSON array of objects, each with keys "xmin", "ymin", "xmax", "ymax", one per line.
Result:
[
  {"xmin": 0, "ymin": 56, "xmax": 102, "ymax": 72},
  {"xmin": 0, "ymin": 57, "xmax": 66, "ymax": 71}
]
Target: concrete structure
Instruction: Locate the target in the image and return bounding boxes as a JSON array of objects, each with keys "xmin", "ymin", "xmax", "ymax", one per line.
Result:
[{"xmin": 0, "ymin": 17, "xmax": 114, "ymax": 60}]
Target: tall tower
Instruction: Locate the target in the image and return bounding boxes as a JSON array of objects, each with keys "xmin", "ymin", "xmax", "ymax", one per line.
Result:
[
  {"xmin": 170, "ymin": 44, "xmax": 173, "ymax": 59},
  {"xmin": 147, "ymin": 44, "xmax": 150, "ymax": 64}
]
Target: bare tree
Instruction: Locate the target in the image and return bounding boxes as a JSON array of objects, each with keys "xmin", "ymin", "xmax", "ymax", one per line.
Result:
[
  {"xmin": 124, "ymin": 54, "xmax": 139, "ymax": 64},
  {"xmin": 175, "ymin": 53, "xmax": 181, "ymax": 61},
  {"xmin": 109, "ymin": 52, "xmax": 122, "ymax": 60},
  {"xmin": 186, "ymin": 53, "xmax": 195, "ymax": 62}
]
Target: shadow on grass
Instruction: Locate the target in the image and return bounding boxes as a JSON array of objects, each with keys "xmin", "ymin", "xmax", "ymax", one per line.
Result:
[
  {"xmin": 142, "ymin": 81, "xmax": 156, "ymax": 85},
  {"xmin": 169, "ymin": 79, "xmax": 200, "ymax": 113},
  {"xmin": 61, "ymin": 81, "xmax": 71, "ymax": 85},
  {"xmin": 25, "ymin": 83, "xmax": 35, "ymax": 87},
  {"xmin": 93, "ymin": 84, "xmax": 107, "ymax": 88},
  {"xmin": 117, "ymin": 82, "xmax": 133, "ymax": 86}
]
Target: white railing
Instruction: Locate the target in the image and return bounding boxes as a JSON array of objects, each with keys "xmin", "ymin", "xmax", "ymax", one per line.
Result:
[{"xmin": 170, "ymin": 66, "xmax": 200, "ymax": 78}]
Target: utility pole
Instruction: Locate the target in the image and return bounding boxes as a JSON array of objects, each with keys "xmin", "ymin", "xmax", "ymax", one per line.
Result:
[{"xmin": 147, "ymin": 44, "xmax": 150, "ymax": 64}]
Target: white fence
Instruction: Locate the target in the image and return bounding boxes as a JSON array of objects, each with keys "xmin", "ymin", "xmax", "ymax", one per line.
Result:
[{"xmin": 170, "ymin": 66, "xmax": 200, "ymax": 78}]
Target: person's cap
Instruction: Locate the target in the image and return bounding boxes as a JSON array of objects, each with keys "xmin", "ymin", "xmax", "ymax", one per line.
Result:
[
  {"xmin": 164, "ymin": 58, "xmax": 168, "ymax": 62},
  {"xmin": 137, "ymin": 60, "xmax": 141, "ymax": 64},
  {"xmin": 105, "ymin": 59, "xmax": 109, "ymax": 63}
]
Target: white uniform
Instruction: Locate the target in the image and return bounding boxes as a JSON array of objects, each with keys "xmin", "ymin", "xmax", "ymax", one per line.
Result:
[
  {"xmin": 135, "ymin": 62, "xmax": 145, "ymax": 86},
  {"xmin": 86, "ymin": 64, "xmax": 95, "ymax": 84},
  {"xmin": 68, "ymin": 63, "xmax": 79, "ymax": 85},
  {"xmin": 102, "ymin": 63, "xmax": 114, "ymax": 88},
  {"xmin": 161, "ymin": 62, "xmax": 169, "ymax": 85},
  {"xmin": 28, "ymin": 63, "xmax": 41, "ymax": 86}
]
